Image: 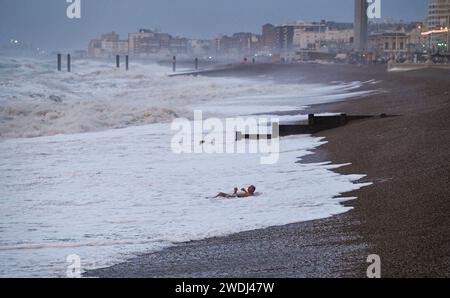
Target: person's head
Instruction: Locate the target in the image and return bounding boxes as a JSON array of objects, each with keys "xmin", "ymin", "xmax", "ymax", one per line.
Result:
[{"xmin": 248, "ymin": 185, "xmax": 256, "ymax": 194}]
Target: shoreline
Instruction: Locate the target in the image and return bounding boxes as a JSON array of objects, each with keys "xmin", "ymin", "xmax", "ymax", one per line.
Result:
[{"xmin": 85, "ymin": 63, "xmax": 450, "ymax": 278}]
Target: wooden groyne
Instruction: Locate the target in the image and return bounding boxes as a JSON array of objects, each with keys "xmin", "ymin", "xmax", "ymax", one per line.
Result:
[
  {"xmin": 56, "ymin": 54, "xmax": 130, "ymax": 72},
  {"xmin": 388, "ymin": 60, "xmax": 450, "ymax": 72},
  {"xmin": 168, "ymin": 64, "xmax": 236, "ymax": 77},
  {"xmin": 236, "ymin": 113, "xmax": 391, "ymax": 140}
]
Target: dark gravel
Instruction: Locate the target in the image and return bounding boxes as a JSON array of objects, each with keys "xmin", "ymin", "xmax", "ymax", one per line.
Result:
[{"xmin": 85, "ymin": 63, "xmax": 450, "ymax": 278}]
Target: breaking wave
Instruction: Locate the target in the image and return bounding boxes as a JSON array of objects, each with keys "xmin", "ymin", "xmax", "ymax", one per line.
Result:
[{"xmin": 0, "ymin": 57, "xmax": 377, "ymax": 139}]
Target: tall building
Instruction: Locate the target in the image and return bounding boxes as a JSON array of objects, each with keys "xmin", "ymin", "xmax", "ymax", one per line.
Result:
[
  {"xmin": 101, "ymin": 32, "xmax": 119, "ymax": 42},
  {"xmin": 354, "ymin": 0, "xmax": 368, "ymax": 51},
  {"xmin": 287, "ymin": 21, "xmax": 353, "ymax": 52},
  {"xmin": 262, "ymin": 23, "xmax": 276, "ymax": 51},
  {"xmin": 275, "ymin": 25, "xmax": 295, "ymax": 57},
  {"xmin": 88, "ymin": 32, "xmax": 128, "ymax": 57},
  {"xmin": 128, "ymin": 30, "xmax": 155, "ymax": 57},
  {"xmin": 88, "ymin": 39, "xmax": 102, "ymax": 57},
  {"xmin": 428, "ymin": 0, "xmax": 450, "ymax": 28},
  {"xmin": 127, "ymin": 30, "xmax": 187, "ymax": 57},
  {"xmin": 426, "ymin": 0, "xmax": 450, "ymax": 52},
  {"xmin": 213, "ymin": 33, "xmax": 260, "ymax": 57},
  {"xmin": 292, "ymin": 22, "xmax": 327, "ymax": 50},
  {"xmin": 188, "ymin": 39, "xmax": 212, "ymax": 56},
  {"xmin": 101, "ymin": 39, "xmax": 128, "ymax": 55}
]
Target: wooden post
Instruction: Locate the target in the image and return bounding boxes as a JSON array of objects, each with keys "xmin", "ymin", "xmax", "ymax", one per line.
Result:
[
  {"xmin": 235, "ymin": 131, "xmax": 243, "ymax": 142},
  {"xmin": 308, "ymin": 114, "xmax": 315, "ymax": 126},
  {"xmin": 195, "ymin": 57, "xmax": 198, "ymax": 70},
  {"xmin": 57, "ymin": 54, "xmax": 62, "ymax": 71},
  {"xmin": 67, "ymin": 54, "xmax": 71, "ymax": 72},
  {"xmin": 340, "ymin": 113, "xmax": 347, "ymax": 125},
  {"xmin": 125, "ymin": 55, "xmax": 129, "ymax": 71},
  {"xmin": 172, "ymin": 55, "xmax": 176, "ymax": 72},
  {"xmin": 272, "ymin": 122, "xmax": 279, "ymax": 139},
  {"xmin": 116, "ymin": 55, "xmax": 120, "ymax": 68}
]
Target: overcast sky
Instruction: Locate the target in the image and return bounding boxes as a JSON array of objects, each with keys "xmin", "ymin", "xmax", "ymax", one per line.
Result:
[{"xmin": 0, "ymin": 0, "xmax": 428, "ymax": 51}]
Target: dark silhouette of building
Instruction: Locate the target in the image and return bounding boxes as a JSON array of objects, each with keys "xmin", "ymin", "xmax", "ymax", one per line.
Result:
[{"xmin": 262, "ymin": 23, "xmax": 276, "ymax": 51}]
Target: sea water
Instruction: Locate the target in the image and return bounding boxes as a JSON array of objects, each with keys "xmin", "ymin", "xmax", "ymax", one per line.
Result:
[{"xmin": 0, "ymin": 57, "xmax": 376, "ymax": 277}]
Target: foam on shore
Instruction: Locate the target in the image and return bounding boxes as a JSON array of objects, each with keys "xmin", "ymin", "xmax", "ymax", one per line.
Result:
[
  {"xmin": 0, "ymin": 123, "xmax": 371, "ymax": 277},
  {"xmin": 0, "ymin": 57, "xmax": 377, "ymax": 139},
  {"xmin": 0, "ymin": 57, "xmax": 377, "ymax": 277}
]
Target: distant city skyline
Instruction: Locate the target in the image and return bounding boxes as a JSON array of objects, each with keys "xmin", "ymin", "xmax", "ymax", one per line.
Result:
[{"xmin": 0, "ymin": 0, "xmax": 428, "ymax": 51}]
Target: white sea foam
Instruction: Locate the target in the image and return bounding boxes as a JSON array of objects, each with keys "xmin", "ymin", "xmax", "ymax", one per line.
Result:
[
  {"xmin": 0, "ymin": 57, "xmax": 377, "ymax": 277},
  {"xmin": 0, "ymin": 124, "xmax": 372, "ymax": 277},
  {"xmin": 0, "ymin": 57, "xmax": 377, "ymax": 139}
]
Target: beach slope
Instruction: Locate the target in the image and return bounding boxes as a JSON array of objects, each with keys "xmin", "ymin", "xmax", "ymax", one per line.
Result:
[{"xmin": 85, "ymin": 64, "xmax": 450, "ymax": 278}]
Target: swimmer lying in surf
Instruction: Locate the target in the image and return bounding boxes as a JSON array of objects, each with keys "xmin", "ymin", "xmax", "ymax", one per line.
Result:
[{"xmin": 214, "ymin": 185, "xmax": 256, "ymax": 198}]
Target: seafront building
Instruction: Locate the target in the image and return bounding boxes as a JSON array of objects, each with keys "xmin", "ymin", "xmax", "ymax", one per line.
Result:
[
  {"xmin": 274, "ymin": 25, "xmax": 296, "ymax": 59},
  {"xmin": 293, "ymin": 23, "xmax": 353, "ymax": 50},
  {"xmin": 428, "ymin": 0, "xmax": 450, "ymax": 28},
  {"xmin": 188, "ymin": 39, "xmax": 213, "ymax": 56},
  {"xmin": 424, "ymin": 0, "xmax": 450, "ymax": 52},
  {"xmin": 89, "ymin": 29, "xmax": 188, "ymax": 58},
  {"xmin": 261, "ymin": 23, "xmax": 277, "ymax": 52},
  {"xmin": 127, "ymin": 29, "xmax": 188, "ymax": 57},
  {"xmin": 88, "ymin": 32, "xmax": 128, "ymax": 57},
  {"xmin": 87, "ymin": 0, "xmax": 447, "ymax": 61},
  {"xmin": 368, "ymin": 31, "xmax": 409, "ymax": 59},
  {"xmin": 257, "ymin": 21, "xmax": 354, "ymax": 61},
  {"xmin": 213, "ymin": 33, "xmax": 261, "ymax": 57},
  {"xmin": 87, "ymin": 39, "xmax": 102, "ymax": 57}
]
